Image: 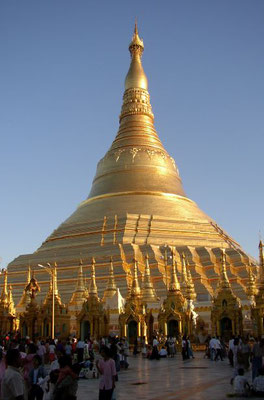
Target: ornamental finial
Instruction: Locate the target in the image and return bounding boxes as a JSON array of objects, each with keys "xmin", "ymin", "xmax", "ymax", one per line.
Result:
[{"xmin": 129, "ymin": 21, "xmax": 144, "ymax": 58}]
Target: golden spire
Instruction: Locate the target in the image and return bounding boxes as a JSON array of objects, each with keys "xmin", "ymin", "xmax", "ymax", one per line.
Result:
[
  {"xmin": 89, "ymin": 257, "xmax": 98, "ymax": 296},
  {"xmin": 169, "ymin": 250, "xmax": 180, "ymax": 291},
  {"xmin": 186, "ymin": 269, "xmax": 196, "ymax": 301},
  {"xmin": 142, "ymin": 254, "xmax": 159, "ymax": 302},
  {"xmin": 0, "ymin": 270, "xmax": 8, "ymax": 303},
  {"xmin": 86, "ymin": 23, "xmax": 185, "ymax": 202},
  {"xmin": 69, "ymin": 259, "xmax": 88, "ymax": 306},
  {"xmin": 43, "ymin": 263, "xmax": 61, "ymax": 306},
  {"xmin": 103, "ymin": 257, "xmax": 117, "ymax": 300},
  {"xmin": 130, "ymin": 259, "xmax": 141, "ymax": 297},
  {"xmin": 247, "ymin": 266, "xmax": 257, "ymax": 297},
  {"xmin": 125, "ymin": 22, "xmax": 147, "ymax": 91},
  {"xmin": 8, "ymin": 285, "xmax": 14, "ymax": 306},
  {"xmin": 259, "ymin": 240, "xmax": 264, "ymax": 281},
  {"xmin": 181, "ymin": 253, "xmax": 188, "ymax": 295},
  {"xmin": 76, "ymin": 259, "xmax": 86, "ymax": 291},
  {"xmin": 219, "ymin": 249, "xmax": 230, "ymax": 288}
]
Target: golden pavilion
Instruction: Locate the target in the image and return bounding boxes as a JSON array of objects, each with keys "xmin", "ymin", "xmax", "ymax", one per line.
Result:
[{"xmin": 3, "ymin": 24, "xmax": 263, "ymax": 342}]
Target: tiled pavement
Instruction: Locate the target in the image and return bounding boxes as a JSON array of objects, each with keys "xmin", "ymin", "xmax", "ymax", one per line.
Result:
[{"xmin": 77, "ymin": 352, "xmax": 252, "ymax": 400}]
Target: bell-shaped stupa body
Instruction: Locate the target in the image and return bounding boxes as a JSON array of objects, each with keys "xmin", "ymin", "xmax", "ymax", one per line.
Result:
[{"xmin": 8, "ymin": 24, "xmax": 256, "ymax": 310}]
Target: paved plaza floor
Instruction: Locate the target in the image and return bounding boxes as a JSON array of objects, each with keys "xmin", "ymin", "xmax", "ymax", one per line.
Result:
[{"xmin": 77, "ymin": 352, "xmax": 252, "ymax": 400}]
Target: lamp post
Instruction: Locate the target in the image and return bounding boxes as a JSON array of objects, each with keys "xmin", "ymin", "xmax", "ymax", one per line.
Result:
[{"xmin": 38, "ymin": 263, "xmax": 55, "ymax": 339}]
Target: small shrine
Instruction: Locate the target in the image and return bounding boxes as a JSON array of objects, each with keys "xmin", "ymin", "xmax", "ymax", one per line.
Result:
[
  {"xmin": 77, "ymin": 258, "xmax": 109, "ymax": 339},
  {"xmin": 158, "ymin": 250, "xmax": 188, "ymax": 338},
  {"xmin": 211, "ymin": 249, "xmax": 243, "ymax": 339},
  {"xmin": 119, "ymin": 260, "xmax": 146, "ymax": 343},
  {"xmin": 39, "ymin": 264, "xmax": 70, "ymax": 338}
]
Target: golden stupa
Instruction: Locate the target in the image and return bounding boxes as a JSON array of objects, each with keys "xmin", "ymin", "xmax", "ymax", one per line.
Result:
[{"xmin": 7, "ymin": 24, "xmax": 256, "ymax": 314}]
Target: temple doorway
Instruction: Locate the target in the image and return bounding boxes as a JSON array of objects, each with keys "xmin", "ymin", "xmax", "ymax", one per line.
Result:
[
  {"xmin": 128, "ymin": 320, "xmax": 138, "ymax": 344},
  {"xmin": 220, "ymin": 317, "xmax": 232, "ymax": 340},
  {"xmin": 168, "ymin": 319, "xmax": 179, "ymax": 337},
  {"xmin": 81, "ymin": 320, "xmax": 90, "ymax": 340}
]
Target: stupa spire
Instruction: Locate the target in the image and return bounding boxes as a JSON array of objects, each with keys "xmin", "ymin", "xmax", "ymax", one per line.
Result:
[
  {"xmin": 247, "ymin": 266, "xmax": 257, "ymax": 298},
  {"xmin": 181, "ymin": 253, "xmax": 188, "ymax": 295},
  {"xmin": 87, "ymin": 23, "xmax": 185, "ymax": 202},
  {"xmin": 69, "ymin": 259, "xmax": 87, "ymax": 307},
  {"xmin": 0, "ymin": 270, "xmax": 8, "ymax": 303},
  {"xmin": 130, "ymin": 259, "xmax": 141, "ymax": 297},
  {"xmin": 8, "ymin": 285, "xmax": 14, "ymax": 307},
  {"xmin": 103, "ymin": 257, "xmax": 117, "ymax": 300},
  {"xmin": 169, "ymin": 250, "xmax": 180, "ymax": 291},
  {"xmin": 259, "ymin": 240, "xmax": 264, "ymax": 281},
  {"xmin": 186, "ymin": 269, "xmax": 196, "ymax": 301},
  {"xmin": 219, "ymin": 249, "xmax": 230, "ymax": 288},
  {"xmin": 89, "ymin": 258, "xmax": 98, "ymax": 296},
  {"xmin": 142, "ymin": 254, "xmax": 159, "ymax": 302},
  {"xmin": 76, "ymin": 259, "xmax": 86, "ymax": 291}
]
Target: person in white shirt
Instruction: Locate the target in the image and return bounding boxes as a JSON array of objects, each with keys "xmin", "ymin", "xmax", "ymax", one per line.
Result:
[
  {"xmin": 214, "ymin": 337, "xmax": 223, "ymax": 361},
  {"xmin": 233, "ymin": 368, "xmax": 250, "ymax": 396},
  {"xmin": 252, "ymin": 367, "xmax": 264, "ymax": 396},
  {"xmin": 1, "ymin": 348, "xmax": 24, "ymax": 400},
  {"xmin": 159, "ymin": 347, "xmax": 168, "ymax": 358}
]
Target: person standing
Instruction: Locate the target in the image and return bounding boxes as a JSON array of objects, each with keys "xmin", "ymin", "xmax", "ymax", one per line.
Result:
[
  {"xmin": 96, "ymin": 346, "xmax": 116, "ymax": 400},
  {"xmin": 28, "ymin": 355, "xmax": 46, "ymax": 400},
  {"xmin": 76, "ymin": 338, "xmax": 85, "ymax": 363},
  {"xmin": 1, "ymin": 349, "xmax": 24, "ymax": 400},
  {"xmin": 168, "ymin": 336, "xmax": 175, "ymax": 358},
  {"xmin": 214, "ymin": 337, "xmax": 223, "ymax": 361},
  {"xmin": 251, "ymin": 338, "xmax": 264, "ymax": 381}
]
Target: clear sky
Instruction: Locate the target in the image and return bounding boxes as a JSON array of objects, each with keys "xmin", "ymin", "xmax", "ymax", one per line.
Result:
[{"xmin": 0, "ymin": 0, "xmax": 263, "ymax": 267}]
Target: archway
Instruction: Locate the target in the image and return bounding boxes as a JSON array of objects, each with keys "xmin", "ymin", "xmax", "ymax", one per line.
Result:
[
  {"xmin": 220, "ymin": 317, "xmax": 232, "ymax": 340},
  {"xmin": 81, "ymin": 320, "xmax": 90, "ymax": 340},
  {"xmin": 168, "ymin": 319, "xmax": 179, "ymax": 337},
  {"xmin": 128, "ymin": 320, "xmax": 138, "ymax": 344}
]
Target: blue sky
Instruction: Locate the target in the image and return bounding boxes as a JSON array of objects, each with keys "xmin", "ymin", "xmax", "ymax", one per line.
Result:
[{"xmin": 0, "ymin": 0, "xmax": 263, "ymax": 267}]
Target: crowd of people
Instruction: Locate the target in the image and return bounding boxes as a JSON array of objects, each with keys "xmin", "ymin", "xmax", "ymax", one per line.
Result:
[
  {"xmin": 0, "ymin": 331, "xmax": 264, "ymax": 399},
  {"xmin": 0, "ymin": 333, "xmax": 122, "ymax": 400},
  {"xmin": 205, "ymin": 335, "xmax": 264, "ymax": 397}
]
